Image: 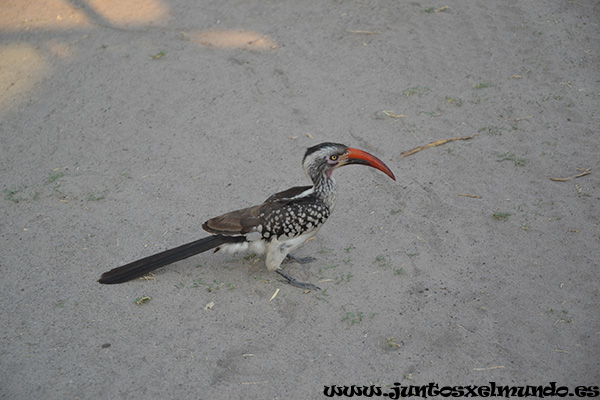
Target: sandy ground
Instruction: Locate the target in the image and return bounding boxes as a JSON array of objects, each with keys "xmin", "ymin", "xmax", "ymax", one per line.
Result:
[{"xmin": 1, "ymin": 1, "xmax": 599, "ymax": 398}]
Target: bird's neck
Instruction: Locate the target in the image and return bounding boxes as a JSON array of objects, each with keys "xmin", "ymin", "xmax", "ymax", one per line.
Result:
[{"xmin": 312, "ymin": 174, "xmax": 337, "ymax": 210}]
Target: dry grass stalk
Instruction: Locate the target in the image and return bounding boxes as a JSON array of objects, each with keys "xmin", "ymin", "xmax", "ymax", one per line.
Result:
[
  {"xmin": 402, "ymin": 133, "xmax": 479, "ymax": 157},
  {"xmin": 382, "ymin": 110, "xmax": 407, "ymax": 118},
  {"xmin": 550, "ymin": 168, "xmax": 591, "ymax": 182},
  {"xmin": 269, "ymin": 288, "xmax": 280, "ymax": 301}
]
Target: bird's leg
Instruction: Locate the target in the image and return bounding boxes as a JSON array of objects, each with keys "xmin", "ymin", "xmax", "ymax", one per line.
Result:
[
  {"xmin": 275, "ymin": 268, "xmax": 321, "ymax": 291},
  {"xmin": 285, "ymin": 254, "xmax": 316, "ymax": 265}
]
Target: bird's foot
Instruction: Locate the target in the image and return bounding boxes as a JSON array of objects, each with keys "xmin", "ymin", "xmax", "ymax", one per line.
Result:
[
  {"xmin": 285, "ymin": 254, "xmax": 316, "ymax": 265},
  {"xmin": 275, "ymin": 268, "xmax": 321, "ymax": 291}
]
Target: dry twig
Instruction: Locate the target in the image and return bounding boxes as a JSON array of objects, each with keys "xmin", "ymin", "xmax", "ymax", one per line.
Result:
[
  {"xmin": 551, "ymin": 168, "xmax": 591, "ymax": 182},
  {"xmin": 269, "ymin": 288, "xmax": 280, "ymax": 301},
  {"xmin": 401, "ymin": 133, "xmax": 479, "ymax": 157},
  {"xmin": 347, "ymin": 30, "xmax": 380, "ymax": 34},
  {"xmin": 473, "ymin": 366, "xmax": 505, "ymax": 371},
  {"xmin": 382, "ymin": 110, "xmax": 407, "ymax": 118}
]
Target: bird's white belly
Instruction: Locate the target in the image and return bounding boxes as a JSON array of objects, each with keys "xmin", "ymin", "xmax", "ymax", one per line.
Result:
[
  {"xmin": 216, "ymin": 226, "xmax": 321, "ymax": 271},
  {"xmin": 279, "ymin": 229, "xmax": 320, "ymax": 253},
  {"xmin": 264, "ymin": 227, "xmax": 322, "ymax": 271},
  {"xmin": 218, "ymin": 240, "xmax": 267, "ymax": 256}
]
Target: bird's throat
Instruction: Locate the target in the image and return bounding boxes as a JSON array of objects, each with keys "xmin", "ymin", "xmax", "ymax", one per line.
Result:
[{"xmin": 314, "ymin": 175, "xmax": 337, "ymax": 210}]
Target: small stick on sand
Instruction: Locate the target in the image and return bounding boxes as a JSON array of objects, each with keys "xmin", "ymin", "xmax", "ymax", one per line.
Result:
[
  {"xmin": 382, "ymin": 110, "xmax": 407, "ymax": 118},
  {"xmin": 473, "ymin": 366, "xmax": 505, "ymax": 371},
  {"xmin": 347, "ymin": 30, "xmax": 380, "ymax": 34},
  {"xmin": 269, "ymin": 288, "xmax": 280, "ymax": 301},
  {"xmin": 401, "ymin": 133, "xmax": 479, "ymax": 157},
  {"xmin": 550, "ymin": 168, "xmax": 591, "ymax": 182}
]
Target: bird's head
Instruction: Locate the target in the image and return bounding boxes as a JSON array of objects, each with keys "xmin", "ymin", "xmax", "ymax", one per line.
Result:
[{"xmin": 302, "ymin": 142, "xmax": 396, "ymax": 185}]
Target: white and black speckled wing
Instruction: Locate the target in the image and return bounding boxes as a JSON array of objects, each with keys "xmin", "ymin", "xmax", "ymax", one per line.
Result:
[{"xmin": 202, "ymin": 185, "xmax": 329, "ymax": 240}]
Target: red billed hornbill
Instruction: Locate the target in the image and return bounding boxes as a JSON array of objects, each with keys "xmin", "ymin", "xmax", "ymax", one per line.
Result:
[{"xmin": 99, "ymin": 142, "xmax": 395, "ymax": 290}]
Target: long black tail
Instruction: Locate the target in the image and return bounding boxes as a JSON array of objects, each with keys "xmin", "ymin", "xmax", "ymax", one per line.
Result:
[{"xmin": 98, "ymin": 235, "xmax": 246, "ymax": 284}]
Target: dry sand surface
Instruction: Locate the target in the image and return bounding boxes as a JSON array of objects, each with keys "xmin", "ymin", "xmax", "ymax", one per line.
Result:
[{"xmin": 1, "ymin": 1, "xmax": 598, "ymax": 398}]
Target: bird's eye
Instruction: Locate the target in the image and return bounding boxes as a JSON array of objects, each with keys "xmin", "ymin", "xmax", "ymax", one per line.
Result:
[{"xmin": 330, "ymin": 155, "xmax": 338, "ymax": 161}]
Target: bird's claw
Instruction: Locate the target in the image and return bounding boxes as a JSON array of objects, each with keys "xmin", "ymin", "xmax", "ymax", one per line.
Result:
[
  {"xmin": 285, "ymin": 254, "xmax": 317, "ymax": 265},
  {"xmin": 275, "ymin": 269, "xmax": 321, "ymax": 291}
]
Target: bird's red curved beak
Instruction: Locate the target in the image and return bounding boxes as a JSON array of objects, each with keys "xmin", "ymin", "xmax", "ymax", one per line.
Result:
[{"xmin": 340, "ymin": 148, "xmax": 396, "ymax": 181}]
